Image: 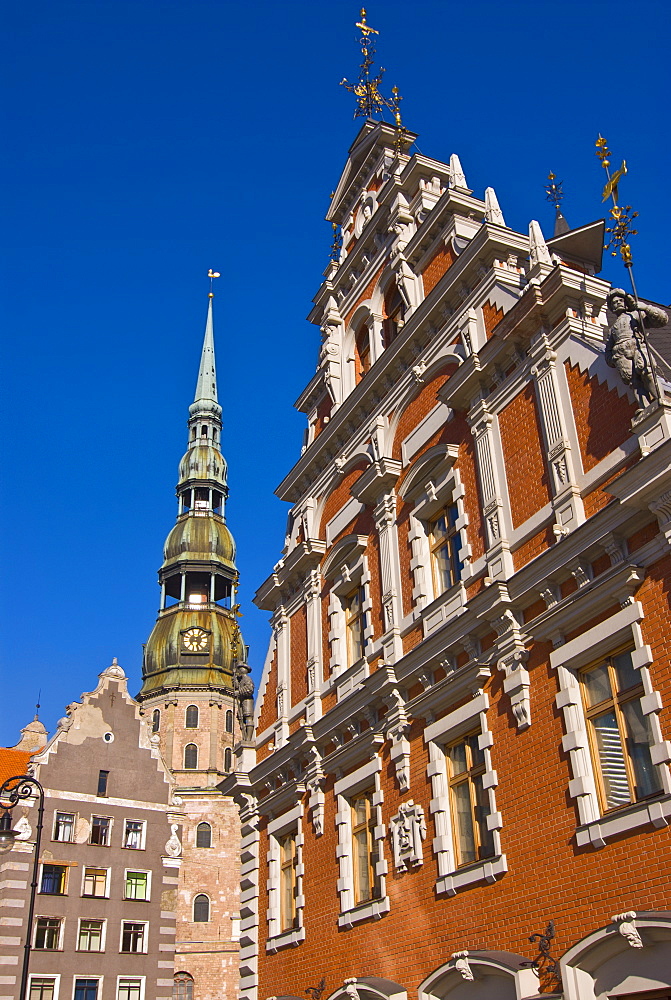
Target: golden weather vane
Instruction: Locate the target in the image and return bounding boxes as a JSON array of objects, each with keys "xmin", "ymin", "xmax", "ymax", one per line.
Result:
[
  {"xmin": 340, "ymin": 7, "xmax": 411, "ymax": 152},
  {"xmin": 207, "ymin": 268, "xmax": 221, "ymax": 298},
  {"xmin": 545, "ymin": 172, "xmax": 564, "ymax": 209}
]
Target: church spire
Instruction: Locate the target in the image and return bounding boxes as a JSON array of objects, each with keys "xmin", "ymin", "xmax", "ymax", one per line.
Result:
[{"xmin": 192, "ymin": 293, "xmax": 219, "ymax": 411}]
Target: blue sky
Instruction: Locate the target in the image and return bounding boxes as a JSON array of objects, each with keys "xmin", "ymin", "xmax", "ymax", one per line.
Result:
[{"xmin": 1, "ymin": 0, "xmax": 669, "ymax": 744}]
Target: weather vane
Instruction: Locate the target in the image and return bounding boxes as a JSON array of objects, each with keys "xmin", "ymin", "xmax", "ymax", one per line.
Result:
[
  {"xmin": 340, "ymin": 8, "xmax": 410, "ymax": 151},
  {"xmin": 207, "ymin": 268, "xmax": 220, "ymax": 298},
  {"xmin": 329, "ymin": 222, "xmax": 343, "ymax": 266},
  {"xmin": 595, "ymin": 136, "xmax": 636, "ymax": 267},
  {"xmin": 545, "ymin": 172, "xmax": 564, "ymax": 209}
]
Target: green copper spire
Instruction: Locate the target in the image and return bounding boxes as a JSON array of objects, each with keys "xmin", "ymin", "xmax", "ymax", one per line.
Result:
[{"xmin": 138, "ymin": 291, "xmax": 243, "ymax": 702}]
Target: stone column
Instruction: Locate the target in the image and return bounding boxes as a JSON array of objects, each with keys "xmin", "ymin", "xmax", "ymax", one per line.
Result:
[
  {"xmin": 304, "ymin": 569, "xmax": 323, "ymax": 724},
  {"xmin": 468, "ymin": 393, "xmax": 514, "ymax": 580},
  {"xmin": 373, "ymin": 491, "xmax": 404, "ymax": 663}
]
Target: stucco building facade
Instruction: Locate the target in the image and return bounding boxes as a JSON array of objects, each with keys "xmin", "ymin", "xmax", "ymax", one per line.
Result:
[{"xmin": 224, "ymin": 118, "xmax": 671, "ymax": 1000}]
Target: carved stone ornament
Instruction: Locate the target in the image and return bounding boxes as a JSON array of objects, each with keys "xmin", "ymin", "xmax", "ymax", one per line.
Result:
[
  {"xmin": 164, "ymin": 823, "xmax": 182, "ymax": 858},
  {"xmin": 14, "ymin": 815, "xmax": 32, "ymax": 841},
  {"xmin": 498, "ymin": 649, "xmax": 531, "ymax": 730},
  {"xmin": 389, "ymin": 800, "xmax": 426, "ymax": 870},
  {"xmin": 452, "ymin": 951, "xmax": 474, "ymax": 981},
  {"xmin": 343, "ymin": 980, "xmax": 360, "ymax": 1000},
  {"xmin": 611, "ymin": 911, "xmax": 643, "ymax": 948},
  {"xmin": 605, "ymin": 290, "xmax": 668, "ymax": 408}
]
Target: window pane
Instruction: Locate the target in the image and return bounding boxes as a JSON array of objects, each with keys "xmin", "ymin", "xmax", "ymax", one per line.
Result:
[
  {"xmin": 184, "ymin": 744, "xmax": 198, "ymax": 769},
  {"xmin": 622, "ymin": 699, "xmax": 662, "ymax": 799},
  {"xmin": 54, "ymin": 812, "xmax": 74, "ymax": 842},
  {"xmin": 583, "ymin": 663, "xmax": 611, "ymax": 707},
  {"xmin": 124, "ymin": 821, "xmax": 143, "ymax": 849},
  {"xmin": 74, "ymin": 981, "xmax": 98, "ymax": 1000},
  {"xmin": 473, "ymin": 775, "xmax": 495, "ymax": 859},
  {"xmin": 353, "ymin": 828, "xmax": 371, "ymax": 901},
  {"xmin": 352, "ymin": 796, "xmax": 368, "ymax": 827},
  {"xmin": 125, "ymin": 872, "xmax": 148, "ymax": 900},
  {"xmin": 185, "ymin": 706, "xmax": 199, "ymax": 729},
  {"xmin": 121, "ymin": 922, "xmax": 145, "ymax": 952},
  {"xmin": 453, "ymin": 780, "xmax": 477, "ymax": 864},
  {"xmin": 613, "ymin": 649, "xmax": 638, "ymax": 692},
  {"xmin": 118, "ymin": 981, "xmax": 142, "ymax": 1000},
  {"xmin": 35, "ymin": 918, "xmax": 60, "ymax": 949},
  {"xmin": 433, "ymin": 543, "xmax": 453, "ymax": 593},
  {"xmin": 29, "ymin": 980, "xmax": 56, "ymax": 1000},
  {"xmin": 193, "ymin": 894, "xmax": 209, "ymax": 922},
  {"xmin": 83, "ymin": 868, "xmax": 107, "ymax": 896},
  {"xmin": 447, "ymin": 741, "xmax": 468, "ymax": 776},
  {"xmin": 90, "ymin": 817, "xmax": 110, "ymax": 846},
  {"xmin": 196, "ymin": 823, "xmax": 211, "ymax": 848},
  {"xmin": 40, "ymin": 865, "xmax": 66, "ymax": 894},
  {"xmin": 97, "ymin": 771, "xmax": 109, "ymax": 797},
  {"xmin": 466, "ymin": 733, "xmax": 484, "ymax": 768},
  {"xmin": 173, "ymin": 974, "xmax": 193, "ymax": 1000},
  {"xmin": 592, "ymin": 709, "xmax": 631, "ymax": 808},
  {"xmin": 78, "ymin": 920, "xmax": 104, "ymax": 951}
]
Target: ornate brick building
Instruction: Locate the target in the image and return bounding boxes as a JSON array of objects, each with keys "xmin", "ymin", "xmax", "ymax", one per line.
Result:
[{"xmin": 224, "ymin": 114, "xmax": 671, "ymax": 1000}]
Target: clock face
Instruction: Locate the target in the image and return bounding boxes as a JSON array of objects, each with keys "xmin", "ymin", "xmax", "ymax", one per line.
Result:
[{"xmin": 182, "ymin": 627, "xmax": 209, "ymax": 652}]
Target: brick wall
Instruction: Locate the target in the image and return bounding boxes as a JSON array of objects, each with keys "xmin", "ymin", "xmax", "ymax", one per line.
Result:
[
  {"xmin": 290, "ymin": 604, "xmax": 308, "ymax": 708},
  {"xmin": 421, "ymin": 244, "xmax": 456, "ymax": 297},
  {"xmin": 565, "ymin": 361, "xmax": 637, "ymax": 473},
  {"xmin": 499, "ymin": 384, "xmax": 552, "ymax": 529}
]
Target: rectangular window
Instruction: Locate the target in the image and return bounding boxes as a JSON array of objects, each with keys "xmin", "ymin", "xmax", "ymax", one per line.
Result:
[
  {"xmin": 97, "ymin": 771, "xmax": 109, "ymax": 797},
  {"xmin": 124, "ymin": 871, "xmax": 148, "ymax": 900},
  {"xmin": 52, "ymin": 812, "xmax": 75, "ymax": 843},
  {"xmin": 40, "ymin": 864, "xmax": 67, "ymax": 895},
  {"xmin": 29, "ymin": 979, "xmax": 57, "ymax": 1000},
  {"xmin": 82, "ymin": 867, "xmax": 107, "ymax": 898},
  {"xmin": 581, "ymin": 647, "xmax": 663, "ymax": 812},
  {"xmin": 123, "ymin": 820, "xmax": 145, "ymax": 850},
  {"xmin": 117, "ymin": 981, "xmax": 142, "ymax": 1000},
  {"xmin": 278, "ymin": 831, "xmax": 298, "ymax": 932},
  {"xmin": 350, "ymin": 789, "xmax": 380, "ymax": 904},
  {"xmin": 74, "ymin": 980, "xmax": 99, "ymax": 1000},
  {"xmin": 121, "ymin": 921, "xmax": 146, "ymax": 953},
  {"xmin": 429, "ymin": 504, "xmax": 462, "ymax": 596},
  {"xmin": 34, "ymin": 917, "xmax": 61, "ymax": 950},
  {"xmin": 446, "ymin": 731, "xmax": 495, "ymax": 867},
  {"xmin": 344, "ymin": 587, "xmax": 365, "ymax": 666},
  {"xmin": 78, "ymin": 919, "xmax": 104, "ymax": 952},
  {"xmin": 90, "ymin": 816, "xmax": 111, "ymax": 846}
]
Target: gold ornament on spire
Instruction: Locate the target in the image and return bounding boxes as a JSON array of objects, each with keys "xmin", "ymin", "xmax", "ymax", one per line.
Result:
[
  {"xmin": 595, "ymin": 136, "xmax": 637, "ymax": 267},
  {"xmin": 340, "ymin": 7, "xmax": 411, "ymax": 152},
  {"xmin": 207, "ymin": 268, "xmax": 221, "ymax": 298}
]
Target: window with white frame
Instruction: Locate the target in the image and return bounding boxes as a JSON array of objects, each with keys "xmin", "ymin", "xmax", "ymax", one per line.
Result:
[
  {"xmin": 123, "ymin": 819, "xmax": 145, "ymax": 850},
  {"xmin": 28, "ymin": 977, "xmax": 59, "ymax": 1000},
  {"xmin": 82, "ymin": 867, "xmax": 109, "ymax": 898},
  {"xmin": 34, "ymin": 916, "xmax": 63, "ymax": 950},
  {"xmin": 117, "ymin": 979, "xmax": 144, "ymax": 1000},
  {"xmin": 334, "ymin": 756, "xmax": 389, "ymax": 927},
  {"xmin": 90, "ymin": 816, "xmax": 111, "ymax": 846},
  {"xmin": 266, "ymin": 804, "xmax": 305, "ymax": 951},
  {"xmin": 322, "ymin": 535, "xmax": 372, "ymax": 681},
  {"xmin": 73, "ymin": 979, "xmax": 100, "ymax": 1000},
  {"xmin": 52, "ymin": 811, "xmax": 75, "ymax": 843},
  {"xmin": 124, "ymin": 870, "xmax": 150, "ymax": 900},
  {"xmin": 424, "ymin": 691, "xmax": 506, "ymax": 896},
  {"xmin": 400, "ymin": 445, "xmax": 470, "ymax": 613},
  {"xmin": 39, "ymin": 864, "xmax": 68, "ymax": 895},
  {"xmin": 550, "ymin": 601, "xmax": 671, "ymax": 848},
  {"xmin": 77, "ymin": 919, "xmax": 105, "ymax": 952},
  {"xmin": 193, "ymin": 894, "xmax": 210, "ymax": 922},
  {"xmin": 120, "ymin": 921, "xmax": 147, "ymax": 953}
]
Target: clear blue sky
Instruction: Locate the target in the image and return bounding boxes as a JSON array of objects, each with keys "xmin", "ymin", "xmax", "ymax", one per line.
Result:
[{"xmin": 1, "ymin": 0, "xmax": 668, "ymax": 745}]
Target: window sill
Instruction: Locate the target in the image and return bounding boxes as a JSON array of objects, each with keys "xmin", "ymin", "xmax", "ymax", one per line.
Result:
[
  {"xmin": 435, "ymin": 853, "xmax": 507, "ymax": 896},
  {"xmin": 337, "ymin": 895, "xmax": 390, "ymax": 928},
  {"xmin": 265, "ymin": 926, "xmax": 305, "ymax": 952},
  {"xmin": 38, "ymin": 892, "xmax": 67, "ymax": 897},
  {"xmin": 575, "ymin": 793, "xmax": 671, "ymax": 848}
]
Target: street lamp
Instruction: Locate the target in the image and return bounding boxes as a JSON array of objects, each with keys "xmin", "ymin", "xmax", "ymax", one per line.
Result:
[{"xmin": 0, "ymin": 775, "xmax": 45, "ymax": 1000}]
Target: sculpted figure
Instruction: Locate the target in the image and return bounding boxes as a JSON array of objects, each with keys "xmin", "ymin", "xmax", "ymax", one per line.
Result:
[
  {"xmin": 235, "ymin": 661, "xmax": 255, "ymax": 741},
  {"xmin": 605, "ymin": 289, "xmax": 668, "ymax": 407}
]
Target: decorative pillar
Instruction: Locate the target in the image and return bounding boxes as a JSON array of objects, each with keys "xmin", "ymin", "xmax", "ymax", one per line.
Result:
[
  {"xmin": 468, "ymin": 394, "xmax": 514, "ymax": 580},
  {"xmin": 304, "ymin": 569, "xmax": 323, "ymax": 724},
  {"xmin": 374, "ymin": 492, "xmax": 404, "ymax": 663},
  {"xmin": 271, "ymin": 606, "xmax": 290, "ymax": 747}
]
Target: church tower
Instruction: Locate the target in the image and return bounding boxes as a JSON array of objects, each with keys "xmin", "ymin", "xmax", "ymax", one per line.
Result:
[{"xmin": 138, "ymin": 289, "xmax": 242, "ymax": 1000}]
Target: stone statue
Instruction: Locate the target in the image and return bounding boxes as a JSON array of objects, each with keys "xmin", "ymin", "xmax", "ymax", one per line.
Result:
[
  {"xmin": 605, "ymin": 289, "xmax": 668, "ymax": 408},
  {"xmin": 235, "ymin": 661, "xmax": 255, "ymax": 741}
]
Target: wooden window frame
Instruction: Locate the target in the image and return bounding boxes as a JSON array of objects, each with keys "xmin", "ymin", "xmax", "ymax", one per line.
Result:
[
  {"xmin": 428, "ymin": 503, "xmax": 462, "ymax": 597},
  {"xmin": 445, "ymin": 730, "xmax": 494, "ymax": 868},
  {"xmin": 580, "ymin": 645, "xmax": 660, "ymax": 814},
  {"xmin": 52, "ymin": 812, "xmax": 75, "ymax": 844},
  {"xmin": 278, "ymin": 830, "xmax": 299, "ymax": 932},
  {"xmin": 39, "ymin": 864, "xmax": 67, "ymax": 896},
  {"xmin": 77, "ymin": 919, "xmax": 105, "ymax": 952},
  {"xmin": 344, "ymin": 585, "xmax": 366, "ymax": 668},
  {"xmin": 34, "ymin": 916, "xmax": 62, "ymax": 950},
  {"xmin": 82, "ymin": 867, "xmax": 108, "ymax": 899},
  {"xmin": 350, "ymin": 788, "xmax": 380, "ymax": 905},
  {"xmin": 120, "ymin": 921, "xmax": 146, "ymax": 954}
]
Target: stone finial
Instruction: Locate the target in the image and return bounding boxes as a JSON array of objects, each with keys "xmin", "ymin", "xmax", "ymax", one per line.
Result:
[
  {"xmin": 449, "ymin": 154, "xmax": 468, "ymax": 190},
  {"xmin": 101, "ymin": 657, "xmax": 126, "ymax": 679},
  {"xmin": 612, "ymin": 911, "xmax": 643, "ymax": 948},
  {"xmin": 485, "ymin": 187, "xmax": 505, "ymax": 226},
  {"xmin": 164, "ymin": 823, "xmax": 182, "ymax": 858},
  {"xmin": 529, "ymin": 220, "xmax": 552, "ymax": 266}
]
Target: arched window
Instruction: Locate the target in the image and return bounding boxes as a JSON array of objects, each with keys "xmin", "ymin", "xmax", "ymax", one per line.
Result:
[
  {"xmin": 354, "ymin": 323, "xmax": 371, "ymax": 382},
  {"xmin": 383, "ymin": 284, "xmax": 405, "ymax": 347},
  {"xmin": 152, "ymin": 709, "xmax": 160, "ymax": 733},
  {"xmin": 184, "ymin": 744, "xmax": 198, "ymax": 770},
  {"xmin": 224, "ymin": 748, "xmax": 232, "ymax": 771},
  {"xmin": 193, "ymin": 894, "xmax": 210, "ymax": 922},
  {"xmin": 173, "ymin": 973, "xmax": 193, "ymax": 1000},
  {"xmin": 196, "ymin": 822, "xmax": 212, "ymax": 849},
  {"xmin": 201, "ymin": 425, "xmax": 207, "ymax": 437},
  {"xmin": 225, "ymin": 710, "xmax": 233, "ymax": 733},
  {"xmin": 185, "ymin": 705, "xmax": 199, "ymax": 729}
]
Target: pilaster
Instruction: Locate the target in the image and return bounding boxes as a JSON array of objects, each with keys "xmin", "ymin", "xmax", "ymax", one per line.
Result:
[
  {"xmin": 468, "ymin": 395, "xmax": 514, "ymax": 580},
  {"xmin": 373, "ymin": 491, "xmax": 404, "ymax": 663}
]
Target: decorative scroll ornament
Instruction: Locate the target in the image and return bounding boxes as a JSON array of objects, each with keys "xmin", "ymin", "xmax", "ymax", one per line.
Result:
[
  {"xmin": 164, "ymin": 823, "xmax": 182, "ymax": 858},
  {"xmin": 612, "ymin": 911, "xmax": 643, "ymax": 948},
  {"xmin": 452, "ymin": 951, "xmax": 474, "ymax": 981},
  {"xmin": 389, "ymin": 800, "xmax": 426, "ymax": 869},
  {"xmin": 305, "ymin": 979, "xmax": 326, "ymax": 1000},
  {"xmin": 522, "ymin": 920, "xmax": 562, "ymax": 993}
]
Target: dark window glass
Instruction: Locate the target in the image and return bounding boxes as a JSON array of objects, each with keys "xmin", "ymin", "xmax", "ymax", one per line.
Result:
[
  {"xmin": 74, "ymin": 980, "xmax": 98, "ymax": 1000},
  {"xmin": 97, "ymin": 770, "xmax": 109, "ymax": 797},
  {"xmin": 40, "ymin": 864, "xmax": 66, "ymax": 895},
  {"xmin": 172, "ymin": 973, "xmax": 194, "ymax": 1000},
  {"xmin": 34, "ymin": 917, "xmax": 61, "ymax": 949},
  {"xmin": 152, "ymin": 709, "xmax": 160, "ymax": 733},
  {"xmin": 185, "ymin": 705, "xmax": 199, "ymax": 729},
  {"xmin": 225, "ymin": 710, "xmax": 233, "ymax": 733},
  {"xmin": 224, "ymin": 748, "xmax": 232, "ymax": 771},
  {"xmin": 90, "ymin": 816, "xmax": 111, "ymax": 846},
  {"xmin": 121, "ymin": 921, "xmax": 145, "ymax": 953},
  {"xmin": 193, "ymin": 894, "xmax": 209, "ymax": 922},
  {"xmin": 196, "ymin": 823, "xmax": 212, "ymax": 849},
  {"xmin": 124, "ymin": 820, "xmax": 144, "ymax": 849},
  {"xmin": 184, "ymin": 744, "xmax": 198, "ymax": 769},
  {"xmin": 29, "ymin": 979, "xmax": 56, "ymax": 1000},
  {"xmin": 53, "ymin": 812, "xmax": 75, "ymax": 843}
]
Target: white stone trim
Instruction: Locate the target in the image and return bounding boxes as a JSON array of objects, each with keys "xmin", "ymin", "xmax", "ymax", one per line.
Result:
[
  {"xmin": 265, "ymin": 804, "xmax": 305, "ymax": 951},
  {"xmin": 550, "ymin": 601, "xmax": 671, "ymax": 845},
  {"xmin": 423, "ymin": 694, "xmax": 507, "ymax": 895},
  {"xmin": 326, "ymin": 545, "xmax": 372, "ymax": 681},
  {"xmin": 333, "ymin": 756, "xmax": 389, "ymax": 926},
  {"xmin": 239, "ymin": 815, "xmax": 260, "ymax": 1000},
  {"xmin": 28, "ymin": 974, "xmax": 61, "ymax": 1000}
]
